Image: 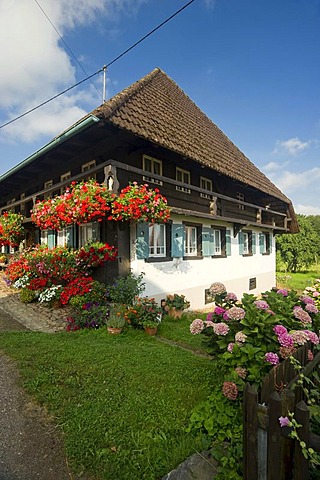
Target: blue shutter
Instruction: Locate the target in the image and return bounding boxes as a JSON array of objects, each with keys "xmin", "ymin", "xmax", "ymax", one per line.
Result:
[
  {"xmin": 136, "ymin": 223, "xmax": 149, "ymax": 259},
  {"xmin": 226, "ymin": 229, "xmax": 231, "ymax": 256},
  {"xmin": 171, "ymin": 224, "xmax": 184, "ymax": 257},
  {"xmin": 239, "ymin": 232, "xmax": 244, "ymax": 255},
  {"xmin": 252, "ymin": 233, "xmax": 256, "ymax": 255},
  {"xmin": 202, "ymin": 227, "xmax": 214, "ymax": 256},
  {"xmin": 47, "ymin": 230, "xmax": 55, "ymax": 249}
]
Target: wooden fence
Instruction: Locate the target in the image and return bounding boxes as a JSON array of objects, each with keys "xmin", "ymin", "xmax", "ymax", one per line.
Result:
[{"xmin": 243, "ymin": 344, "xmax": 320, "ymax": 480}]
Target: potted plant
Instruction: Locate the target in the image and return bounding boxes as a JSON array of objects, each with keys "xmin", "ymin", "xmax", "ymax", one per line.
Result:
[
  {"xmin": 163, "ymin": 294, "xmax": 190, "ymax": 318},
  {"xmin": 125, "ymin": 296, "xmax": 162, "ymax": 334},
  {"xmin": 142, "ymin": 319, "xmax": 159, "ymax": 336},
  {"xmin": 107, "ymin": 305, "xmax": 126, "ymax": 334}
]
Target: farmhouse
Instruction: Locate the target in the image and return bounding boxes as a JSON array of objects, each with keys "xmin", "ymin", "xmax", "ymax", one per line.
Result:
[{"xmin": 0, "ymin": 68, "xmax": 298, "ymax": 308}]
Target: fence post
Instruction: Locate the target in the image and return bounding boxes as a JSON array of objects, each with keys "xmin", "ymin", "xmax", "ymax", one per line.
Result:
[
  {"xmin": 293, "ymin": 400, "xmax": 309, "ymax": 480},
  {"xmin": 243, "ymin": 383, "xmax": 258, "ymax": 480},
  {"xmin": 267, "ymin": 391, "xmax": 282, "ymax": 480},
  {"xmin": 280, "ymin": 389, "xmax": 295, "ymax": 479}
]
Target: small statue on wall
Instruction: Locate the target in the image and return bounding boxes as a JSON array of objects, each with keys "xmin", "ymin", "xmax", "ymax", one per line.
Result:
[{"xmin": 104, "ymin": 164, "xmax": 119, "ymax": 194}]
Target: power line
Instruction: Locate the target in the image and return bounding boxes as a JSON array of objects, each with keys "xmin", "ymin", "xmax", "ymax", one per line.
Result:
[
  {"xmin": 34, "ymin": 0, "xmax": 101, "ymax": 98},
  {"xmin": 0, "ymin": 0, "xmax": 196, "ymax": 130}
]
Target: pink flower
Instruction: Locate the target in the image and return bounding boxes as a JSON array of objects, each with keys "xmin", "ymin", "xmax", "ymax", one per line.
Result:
[
  {"xmin": 305, "ymin": 303, "xmax": 318, "ymax": 314},
  {"xmin": 293, "ymin": 306, "xmax": 312, "ymax": 324},
  {"xmin": 290, "ymin": 330, "xmax": 309, "ymax": 345},
  {"xmin": 313, "ymin": 291, "xmax": 320, "ymax": 297},
  {"xmin": 209, "ymin": 282, "xmax": 226, "ymax": 295},
  {"xmin": 227, "ymin": 342, "xmax": 235, "ymax": 353},
  {"xmin": 190, "ymin": 319, "xmax": 204, "ymax": 335},
  {"xmin": 222, "ymin": 382, "xmax": 238, "ymax": 401},
  {"xmin": 235, "ymin": 366, "xmax": 247, "ymax": 379},
  {"xmin": 213, "ymin": 322, "xmax": 229, "ymax": 336},
  {"xmin": 225, "ymin": 306, "xmax": 245, "ymax": 321},
  {"xmin": 206, "ymin": 312, "xmax": 214, "ymax": 322},
  {"xmin": 274, "ymin": 325, "xmax": 288, "ymax": 336},
  {"xmin": 279, "ymin": 346, "xmax": 296, "ymax": 359},
  {"xmin": 225, "ymin": 292, "xmax": 237, "ymax": 302},
  {"xmin": 265, "ymin": 352, "xmax": 280, "ymax": 365},
  {"xmin": 300, "ymin": 295, "xmax": 315, "ymax": 305},
  {"xmin": 308, "ymin": 350, "xmax": 314, "ymax": 361},
  {"xmin": 302, "ymin": 330, "xmax": 319, "ymax": 345},
  {"xmin": 235, "ymin": 331, "xmax": 247, "ymax": 343},
  {"xmin": 278, "ymin": 333, "xmax": 294, "ymax": 348},
  {"xmin": 254, "ymin": 300, "xmax": 269, "ymax": 310},
  {"xmin": 205, "ymin": 320, "xmax": 215, "ymax": 328},
  {"xmin": 279, "ymin": 416, "xmax": 290, "ymax": 427},
  {"xmin": 277, "ymin": 289, "xmax": 288, "ymax": 296},
  {"xmin": 214, "ymin": 306, "xmax": 225, "ymax": 316}
]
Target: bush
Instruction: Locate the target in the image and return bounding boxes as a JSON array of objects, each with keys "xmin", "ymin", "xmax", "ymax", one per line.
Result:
[
  {"xmin": 107, "ymin": 272, "xmax": 145, "ymax": 305},
  {"xmin": 20, "ymin": 287, "xmax": 37, "ymax": 303},
  {"xmin": 69, "ymin": 281, "xmax": 108, "ymax": 311}
]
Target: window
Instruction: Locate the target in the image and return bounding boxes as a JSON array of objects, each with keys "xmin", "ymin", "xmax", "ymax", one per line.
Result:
[
  {"xmin": 185, "ymin": 226, "xmax": 197, "ymax": 256},
  {"xmin": 44, "ymin": 180, "xmax": 53, "ymax": 199},
  {"xmin": 200, "ymin": 177, "xmax": 212, "ymax": 191},
  {"xmin": 149, "ymin": 223, "xmax": 166, "ymax": 257},
  {"xmin": 60, "ymin": 171, "xmax": 71, "ymax": 193},
  {"xmin": 176, "ymin": 167, "xmax": 191, "ymax": 193},
  {"xmin": 236, "ymin": 192, "xmax": 245, "ymax": 210},
  {"xmin": 57, "ymin": 226, "xmax": 76, "ymax": 248},
  {"xmin": 79, "ymin": 221, "xmax": 100, "ymax": 247},
  {"xmin": 214, "ymin": 229, "xmax": 222, "ymax": 255},
  {"xmin": 82, "ymin": 160, "xmax": 96, "ymax": 180},
  {"xmin": 40, "ymin": 230, "xmax": 56, "ymax": 249},
  {"xmin": 142, "ymin": 155, "xmax": 163, "ymax": 185},
  {"xmin": 260, "ymin": 232, "xmax": 272, "ymax": 255},
  {"xmin": 239, "ymin": 230, "xmax": 256, "ymax": 256}
]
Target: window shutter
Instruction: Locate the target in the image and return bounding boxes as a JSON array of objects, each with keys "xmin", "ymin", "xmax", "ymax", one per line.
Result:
[
  {"xmin": 47, "ymin": 230, "xmax": 56, "ymax": 249},
  {"xmin": 66, "ymin": 226, "xmax": 76, "ymax": 248},
  {"xmin": 259, "ymin": 233, "xmax": 264, "ymax": 254},
  {"xmin": 269, "ymin": 234, "xmax": 273, "ymax": 253},
  {"xmin": 239, "ymin": 231, "xmax": 244, "ymax": 255},
  {"xmin": 136, "ymin": 223, "xmax": 149, "ymax": 259},
  {"xmin": 252, "ymin": 233, "xmax": 256, "ymax": 255},
  {"xmin": 171, "ymin": 224, "xmax": 184, "ymax": 257},
  {"xmin": 202, "ymin": 227, "xmax": 214, "ymax": 256},
  {"xmin": 226, "ymin": 229, "xmax": 231, "ymax": 256}
]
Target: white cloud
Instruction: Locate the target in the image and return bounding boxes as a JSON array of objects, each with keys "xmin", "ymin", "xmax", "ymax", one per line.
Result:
[
  {"xmin": 0, "ymin": 0, "xmax": 146, "ymax": 143},
  {"xmin": 274, "ymin": 137, "xmax": 310, "ymax": 156},
  {"xmin": 263, "ymin": 161, "xmax": 282, "ymax": 172},
  {"xmin": 268, "ymin": 167, "xmax": 320, "ymax": 193},
  {"xmin": 295, "ymin": 204, "xmax": 320, "ymax": 216}
]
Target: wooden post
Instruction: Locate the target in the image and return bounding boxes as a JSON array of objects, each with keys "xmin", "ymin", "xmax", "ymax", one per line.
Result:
[
  {"xmin": 243, "ymin": 383, "xmax": 259, "ymax": 480},
  {"xmin": 280, "ymin": 389, "xmax": 295, "ymax": 480},
  {"xmin": 293, "ymin": 401, "xmax": 309, "ymax": 480},
  {"xmin": 267, "ymin": 391, "xmax": 282, "ymax": 480}
]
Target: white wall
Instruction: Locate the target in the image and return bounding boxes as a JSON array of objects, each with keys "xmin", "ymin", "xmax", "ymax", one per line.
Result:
[{"xmin": 130, "ymin": 217, "xmax": 276, "ymax": 310}]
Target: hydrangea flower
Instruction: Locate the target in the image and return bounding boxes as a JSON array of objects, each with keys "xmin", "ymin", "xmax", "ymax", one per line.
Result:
[
  {"xmin": 235, "ymin": 331, "xmax": 247, "ymax": 343},
  {"xmin": 277, "ymin": 289, "xmax": 288, "ymax": 296},
  {"xmin": 308, "ymin": 350, "xmax": 314, "ymax": 361},
  {"xmin": 222, "ymin": 381, "xmax": 238, "ymax": 401},
  {"xmin": 302, "ymin": 330, "xmax": 319, "ymax": 345},
  {"xmin": 290, "ymin": 330, "xmax": 309, "ymax": 345},
  {"xmin": 273, "ymin": 325, "xmax": 288, "ymax": 336},
  {"xmin": 209, "ymin": 282, "xmax": 226, "ymax": 295},
  {"xmin": 224, "ymin": 306, "xmax": 245, "ymax": 321},
  {"xmin": 213, "ymin": 322, "xmax": 229, "ymax": 336},
  {"xmin": 265, "ymin": 352, "xmax": 280, "ymax": 365},
  {"xmin": 225, "ymin": 292, "xmax": 237, "ymax": 302},
  {"xmin": 278, "ymin": 333, "xmax": 294, "ymax": 348},
  {"xmin": 235, "ymin": 366, "xmax": 247, "ymax": 379},
  {"xmin": 204, "ymin": 320, "xmax": 215, "ymax": 328},
  {"xmin": 300, "ymin": 295, "xmax": 315, "ymax": 305},
  {"xmin": 293, "ymin": 306, "xmax": 312, "ymax": 324},
  {"xmin": 206, "ymin": 312, "xmax": 214, "ymax": 322},
  {"xmin": 227, "ymin": 342, "xmax": 235, "ymax": 353},
  {"xmin": 254, "ymin": 300, "xmax": 269, "ymax": 310},
  {"xmin": 214, "ymin": 306, "xmax": 225, "ymax": 316},
  {"xmin": 190, "ymin": 318, "xmax": 204, "ymax": 335},
  {"xmin": 279, "ymin": 346, "xmax": 296, "ymax": 359},
  {"xmin": 305, "ymin": 303, "xmax": 318, "ymax": 314},
  {"xmin": 279, "ymin": 416, "xmax": 290, "ymax": 427}
]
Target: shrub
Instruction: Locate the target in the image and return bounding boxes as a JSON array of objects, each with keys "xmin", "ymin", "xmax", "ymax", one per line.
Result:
[
  {"xmin": 20, "ymin": 287, "xmax": 37, "ymax": 303},
  {"xmin": 107, "ymin": 272, "xmax": 145, "ymax": 305}
]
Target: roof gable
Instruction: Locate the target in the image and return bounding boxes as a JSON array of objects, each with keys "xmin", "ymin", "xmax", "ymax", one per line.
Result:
[{"xmin": 93, "ymin": 67, "xmax": 289, "ymax": 204}]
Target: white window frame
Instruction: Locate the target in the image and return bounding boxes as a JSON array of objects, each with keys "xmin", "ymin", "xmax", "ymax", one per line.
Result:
[
  {"xmin": 185, "ymin": 225, "xmax": 197, "ymax": 256},
  {"xmin": 261, "ymin": 233, "xmax": 267, "ymax": 254},
  {"xmin": 143, "ymin": 155, "xmax": 162, "ymax": 176},
  {"xmin": 200, "ymin": 177, "xmax": 212, "ymax": 192},
  {"xmin": 149, "ymin": 223, "xmax": 166, "ymax": 257},
  {"xmin": 214, "ymin": 229, "xmax": 222, "ymax": 255},
  {"xmin": 176, "ymin": 167, "xmax": 191, "ymax": 193},
  {"xmin": 242, "ymin": 232, "xmax": 249, "ymax": 255},
  {"xmin": 78, "ymin": 221, "xmax": 100, "ymax": 247}
]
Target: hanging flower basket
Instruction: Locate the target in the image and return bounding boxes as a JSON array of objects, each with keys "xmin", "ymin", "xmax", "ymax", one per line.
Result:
[
  {"xmin": 110, "ymin": 183, "xmax": 170, "ymax": 223},
  {"xmin": 0, "ymin": 212, "xmax": 24, "ymax": 247}
]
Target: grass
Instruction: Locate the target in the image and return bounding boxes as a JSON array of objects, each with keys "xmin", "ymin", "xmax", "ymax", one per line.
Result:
[
  {"xmin": 0, "ymin": 323, "xmax": 216, "ymax": 480},
  {"xmin": 276, "ymin": 264, "xmax": 320, "ymax": 293}
]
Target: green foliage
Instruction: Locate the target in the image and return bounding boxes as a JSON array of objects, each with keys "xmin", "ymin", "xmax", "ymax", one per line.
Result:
[
  {"xmin": 276, "ymin": 215, "xmax": 320, "ymax": 272},
  {"xmin": 107, "ymin": 272, "xmax": 145, "ymax": 305},
  {"xmin": 19, "ymin": 287, "xmax": 37, "ymax": 303},
  {"xmin": 69, "ymin": 280, "xmax": 108, "ymax": 311},
  {"xmin": 72, "ymin": 305, "xmax": 108, "ymax": 329}
]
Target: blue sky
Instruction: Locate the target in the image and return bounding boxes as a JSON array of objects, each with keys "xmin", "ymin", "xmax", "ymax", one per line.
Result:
[{"xmin": 1, "ymin": 0, "xmax": 319, "ymax": 214}]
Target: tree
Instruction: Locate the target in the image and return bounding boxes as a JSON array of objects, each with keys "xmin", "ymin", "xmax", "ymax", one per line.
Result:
[{"xmin": 276, "ymin": 215, "xmax": 319, "ymax": 272}]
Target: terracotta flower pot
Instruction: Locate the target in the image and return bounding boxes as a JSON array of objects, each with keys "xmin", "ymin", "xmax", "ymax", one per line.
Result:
[
  {"xmin": 144, "ymin": 326, "xmax": 158, "ymax": 336},
  {"xmin": 168, "ymin": 308, "xmax": 183, "ymax": 319},
  {"xmin": 107, "ymin": 327, "xmax": 122, "ymax": 335}
]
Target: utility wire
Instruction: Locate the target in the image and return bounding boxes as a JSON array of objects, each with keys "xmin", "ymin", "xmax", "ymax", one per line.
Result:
[
  {"xmin": 0, "ymin": 0, "xmax": 196, "ymax": 130},
  {"xmin": 34, "ymin": 0, "xmax": 101, "ymax": 98}
]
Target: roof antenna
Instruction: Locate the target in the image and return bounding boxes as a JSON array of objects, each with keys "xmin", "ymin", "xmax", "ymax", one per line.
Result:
[{"xmin": 102, "ymin": 65, "xmax": 107, "ymax": 103}]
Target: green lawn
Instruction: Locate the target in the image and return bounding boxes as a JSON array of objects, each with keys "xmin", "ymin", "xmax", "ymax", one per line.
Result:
[
  {"xmin": 0, "ymin": 323, "xmax": 216, "ymax": 480},
  {"xmin": 276, "ymin": 266, "xmax": 320, "ymax": 293}
]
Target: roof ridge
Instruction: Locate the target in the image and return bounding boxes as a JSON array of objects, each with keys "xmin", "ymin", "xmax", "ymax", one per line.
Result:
[{"xmin": 95, "ymin": 68, "xmax": 163, "ymax": 119}]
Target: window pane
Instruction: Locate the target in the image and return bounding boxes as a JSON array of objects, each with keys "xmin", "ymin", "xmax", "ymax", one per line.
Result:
[
  {"xmin": 214, "ymin": 230, "xmax": 221, "ymax": 255},
  {"xmin": 153, "ymin": 161, "xmax": 161, "ymax": 175},
  {"xmin": 185, "ymin": 226, "xmax": 197, "ymax": 255},
  {"xmin": 243, "ymin": 233, "xmax": 249, "ymax": 254},
  {"xmin": 149, "ymin": 224, "xmax": 166, "ymax": 257},
  {"xmin": 144, "ymin": 157, "xmax": 152, "ymax": 172}
]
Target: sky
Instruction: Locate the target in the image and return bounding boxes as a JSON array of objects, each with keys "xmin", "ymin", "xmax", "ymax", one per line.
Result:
[{"xmin": 0, "ymin": 0, "xmax": 319, "ymax": 215}]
